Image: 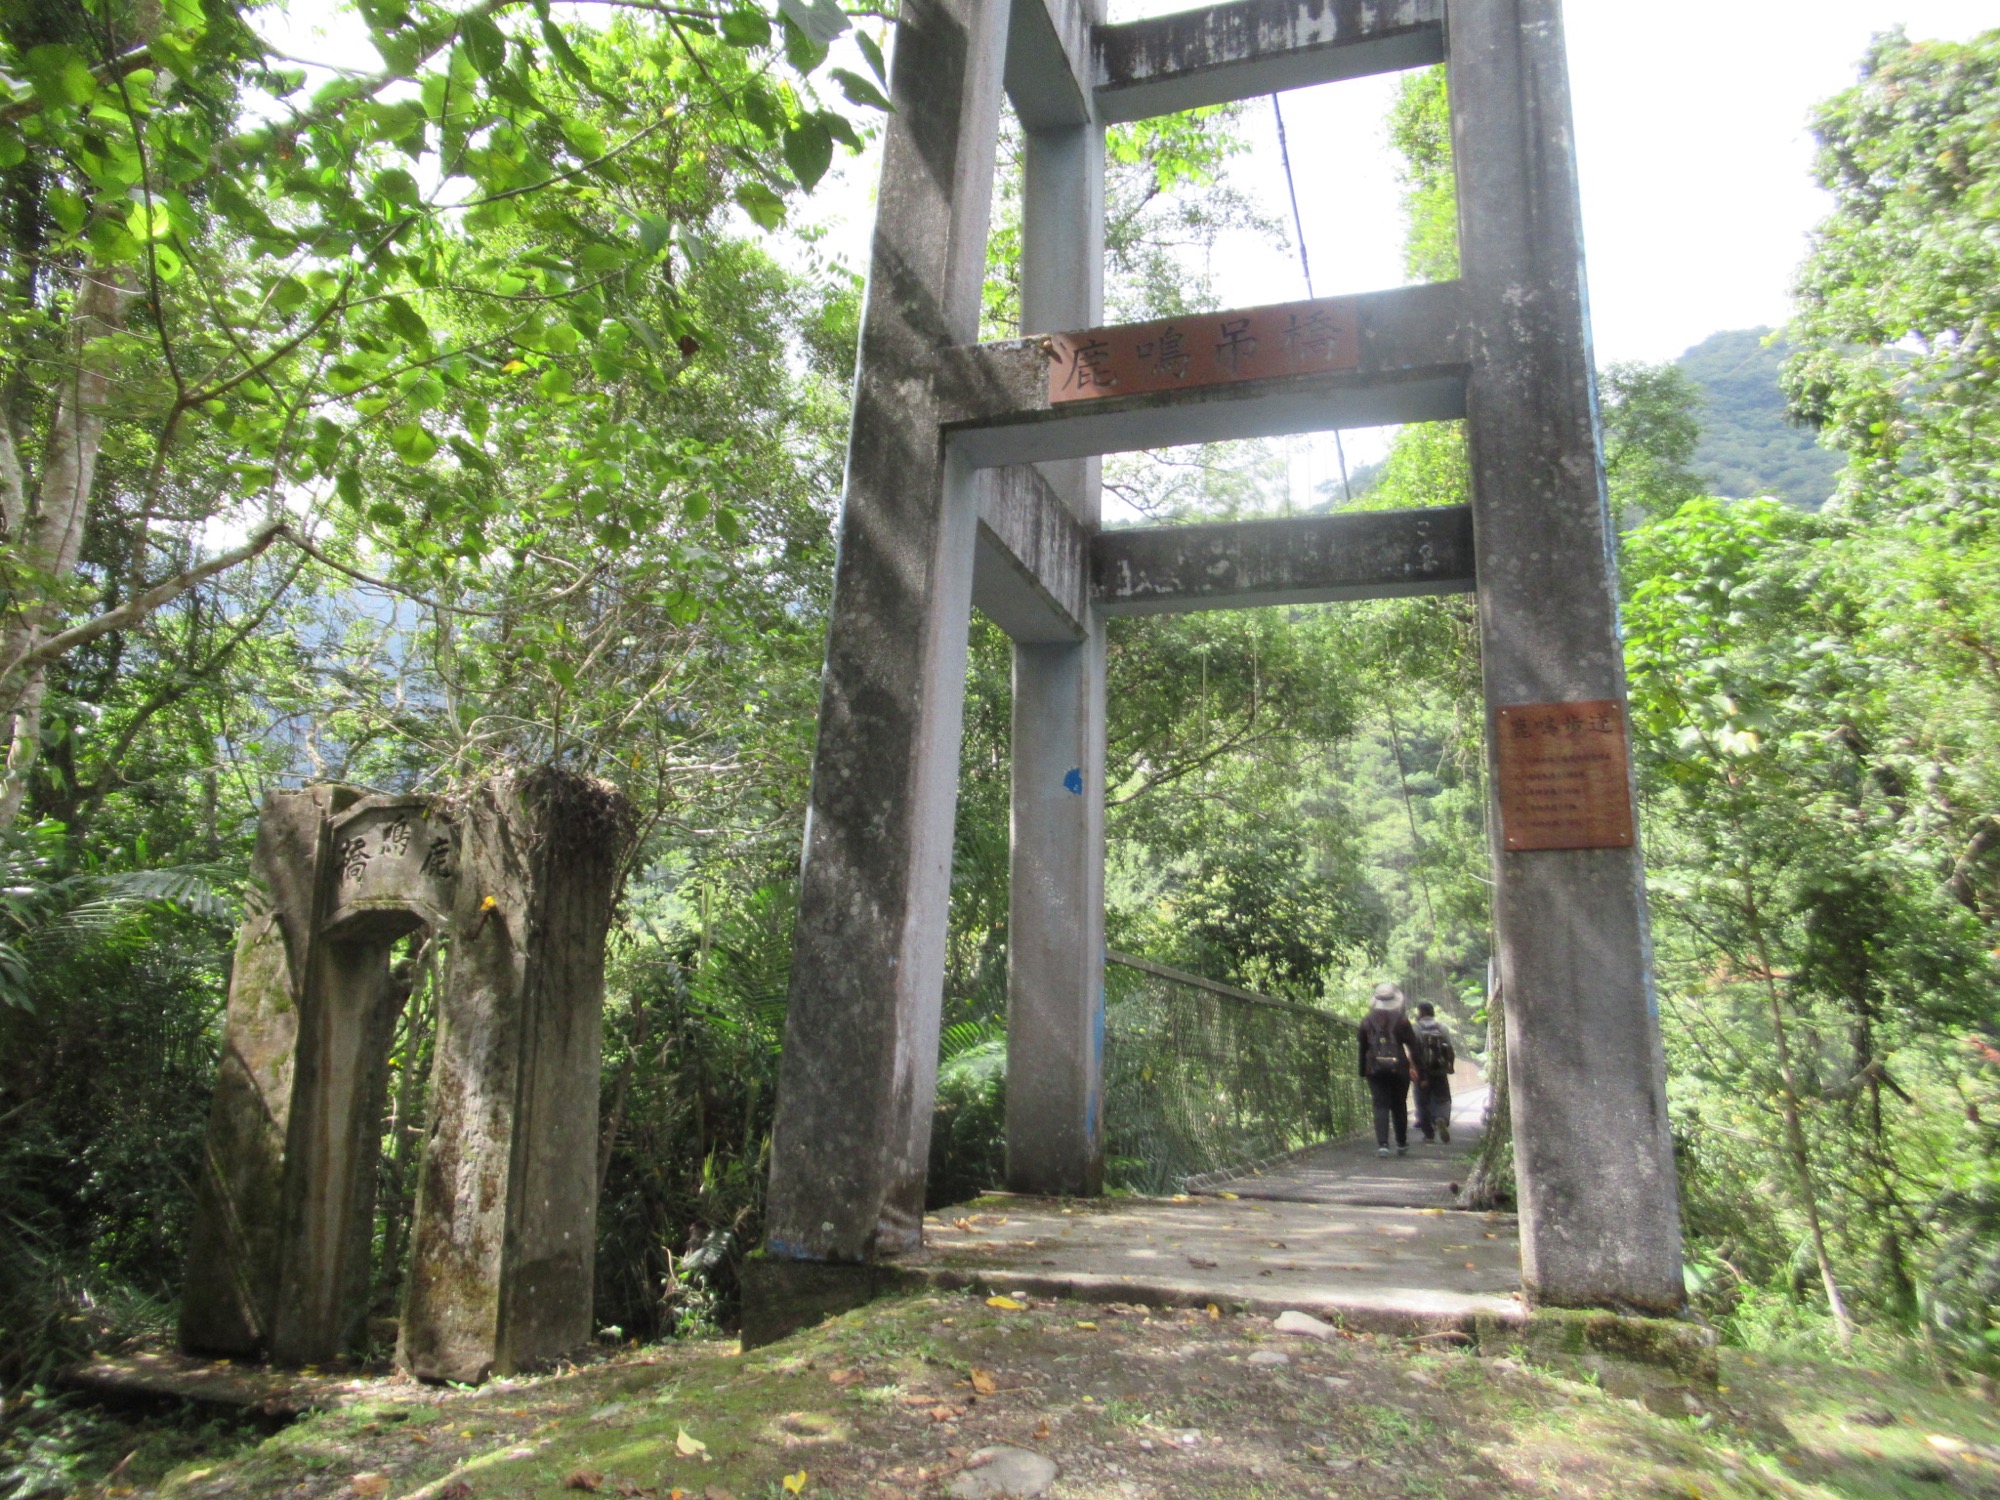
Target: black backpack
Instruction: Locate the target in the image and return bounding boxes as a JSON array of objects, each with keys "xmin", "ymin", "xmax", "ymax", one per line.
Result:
[
  {"xmin": 1365, "ymin": 1017, "xmax": 1404, "ymax": 1076},
  {"xmin": 1419, "ymin": 1026, "xmax": 1456, "ymax": 1075}
]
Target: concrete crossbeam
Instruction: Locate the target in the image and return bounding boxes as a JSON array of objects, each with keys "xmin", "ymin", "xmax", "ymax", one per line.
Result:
[
  {"xmin": 1094, "ymin": 505, "xmax": 1474, "ymax": 616},
  {"xmin": 1094, "ymin": 0, "xmax": 1444, "ymax": 123},
  {"xmin": 939, "ymin": 280, "xmax": 1467, "ymax": 467},
  {"xmin": 1007, "ymin": 0, "xmax": 1098, "ymax": 127},
  {"xmin": 974, "ymin": 466, "xmax": 1091, "ymax": 642}
]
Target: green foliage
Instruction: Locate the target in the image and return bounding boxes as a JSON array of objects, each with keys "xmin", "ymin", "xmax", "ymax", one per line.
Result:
[
  {"xmin": 594, "ymin": 881, "xmax": 794, "ymax": 1340},
  {"xmin": 1601, "ymin": 362, "xmax": 1706, "ymax": 524},
  {"xmin": 1786, "ymin": 29, "xmax": 2000, "ymax": 520},
  {"xmin": 1389, "ymin": 66, "xmax": 1457, "ymax": 284},
  {"xmin": 1625, "ymin": 491, "xmax": 2000, "ymax": 1353},
  {"xmin": 0, "ymin": 821, "xmax": 232, "ymax": 1389}
]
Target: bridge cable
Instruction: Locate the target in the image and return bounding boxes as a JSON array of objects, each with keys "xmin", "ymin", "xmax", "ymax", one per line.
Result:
[{"xmin": 1271, "ymin": 93, "xmax": 1351, "ymax": 506}]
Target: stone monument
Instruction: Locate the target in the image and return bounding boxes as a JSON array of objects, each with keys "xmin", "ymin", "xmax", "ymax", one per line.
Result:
[{"xmin": 179, "ymin": 770, "xmax": 631, "ymax": 1381}]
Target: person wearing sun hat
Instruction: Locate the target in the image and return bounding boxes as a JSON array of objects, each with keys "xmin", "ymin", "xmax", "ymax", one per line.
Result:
[{"xmin": 1355, "ymin": 981, "xmax": 1422, "ymax": 1156}]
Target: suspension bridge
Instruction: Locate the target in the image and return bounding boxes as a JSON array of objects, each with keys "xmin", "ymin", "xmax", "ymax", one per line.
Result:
[{"xmin": 770, "ymin": 955, "xmax": 1526, "ymax": 1339}]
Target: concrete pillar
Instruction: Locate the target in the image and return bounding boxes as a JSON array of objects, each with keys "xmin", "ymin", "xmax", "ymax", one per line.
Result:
[
  {"xmin": 1005, "ymin": 638, "xmax": 1107, "ymax": 1192},
  {"xmin": 268, "ymin": 939, "xmax": 406, "ymax": 1364},
  {"xmin": 179, "ymin": 786, "xmax": 355, "ymax": 1356},
  {"xmin": 1448, "ymin": 0, "xmax": 1685, "ymax": 1311},
  {"xmin": 1004, "ymin": 114, "xmax": 1108, "ymax": 1195},
  {"xmin": 760, "ymin": 0, "xmax": 1013, "ymax": 1267},
  {"xmin": 399, "ymin": 772, "xmax": 629, "ymax": 1382},
  {"xmin": 184, "ymin": 788, "xmax": 459, "ymax": 1365}
]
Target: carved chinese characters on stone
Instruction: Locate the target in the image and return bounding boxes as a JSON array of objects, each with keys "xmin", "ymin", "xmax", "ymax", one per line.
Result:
[
  {"xmin": 320, "ymin": 798, "xmax": 457, "ymax": 939},
  {"xmin": 1494, "ymin": 701, "xmax": 1636, "ymax": 852},
  {"xmin": 1045, "ymin": 297, "xmax": 1362, "ymax": 404}
]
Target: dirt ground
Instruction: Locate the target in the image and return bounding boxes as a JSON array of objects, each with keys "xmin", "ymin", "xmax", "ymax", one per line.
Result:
[{"xmin": 41, "ymin": 1286, "xmax": 2000, "ymax": 1500}]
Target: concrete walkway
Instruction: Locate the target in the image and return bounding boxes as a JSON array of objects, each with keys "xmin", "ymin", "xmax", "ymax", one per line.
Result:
[
  {"xmin": 1221, "ymin": 1077, "xmax": 1492, "ymax": 1210},
  {"xmin": 913, "ymin": 1071, "xmax": 1521, "ymax": 1333},
  {"xmin": 914, "ymin": 1191, "xmax": 1522, "ymax": 1332}
]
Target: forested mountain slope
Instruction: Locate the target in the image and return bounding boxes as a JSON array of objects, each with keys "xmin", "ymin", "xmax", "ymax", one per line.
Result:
[{"xmin": 1675, "ymin": 327, "xmax": 1844, "ymax": 507}]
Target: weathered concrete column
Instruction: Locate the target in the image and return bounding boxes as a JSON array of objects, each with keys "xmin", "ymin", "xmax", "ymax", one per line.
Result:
[
  {"xmin": 399, "ymin": 772, "xmax": 630, "ymax": 1382},
  {"xmin": 267, "ymin": 940, "xmax": 406, "ymax": 1363},
  {"xmin": 267, "ymin": 797, "xmax": 450, "ymax": 1365},
  {"xmin": 179, "ymin": 786, "xmax": 354, "ymax": 1356},
  {"xmin": 1449, "ymin": 0, "xmax": 1685, "ymax": 1311},
  {"xmin": 1006, "ymin": 636, "xmax": 1107, "ymax": 1193},
  {"xmin": 183, "ymin": 789, "xmax": 458, "ymax": 1366},
  {"xmin": 759, "ymin": 0, "xmax": 1013, "ymax": 1272},
  {"xmin": 1004, "ymin": 106, "xmax": 1109, "ymax": 1196}
]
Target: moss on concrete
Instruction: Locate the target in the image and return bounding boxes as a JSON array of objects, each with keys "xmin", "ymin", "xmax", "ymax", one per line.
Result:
[
  {"xmin": 1476, "ymin": 1308, "xmax": 1721, "ymax": 1386},
  {"xmin": 98, "ymin": 1288, "xmax": 2000, "ymax": 1500}
]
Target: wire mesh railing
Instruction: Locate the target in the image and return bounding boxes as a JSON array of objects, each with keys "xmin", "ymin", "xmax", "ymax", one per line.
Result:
[{"xmin": 1102, "ymin": 951, "xmax": 1370, "ymax": 1195}]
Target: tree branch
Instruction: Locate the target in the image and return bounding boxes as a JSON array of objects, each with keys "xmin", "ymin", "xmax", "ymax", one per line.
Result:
[
  {"xmin": 283, "ymin": 528, "xmax": 503, "ymax": 617},
  {"xmin": 1, "ymin": 520, "xmax": 283, "ymax": 687}
]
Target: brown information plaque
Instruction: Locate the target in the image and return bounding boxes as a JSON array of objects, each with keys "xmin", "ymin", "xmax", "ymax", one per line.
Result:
[
  {"xmin": 1046, "ymin": 296, "xmax": 1361, "ymax": 404},
  {"xmin": 1495, "ymin": 700, "xmax": 1636, "ymax": 852}
]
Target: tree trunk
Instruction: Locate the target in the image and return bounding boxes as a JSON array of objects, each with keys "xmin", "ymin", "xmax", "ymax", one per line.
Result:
[
  {"xmin": 1462, "ymin": 982, "xmax": 1514, "ymax": 1211},
  {"xmin": 0, "ymin": 263, "xmax": 134, "ymax": 829},
  {"xmin": 1743, "ymin": 882, "xmax": 1855, "ymax": 1349}
]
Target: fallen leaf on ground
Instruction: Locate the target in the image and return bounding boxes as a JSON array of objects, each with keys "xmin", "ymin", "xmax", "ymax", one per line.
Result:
[
  {"xmin": 1034, "ymin": 1421, "xmax": 1051, "ymax": 1440},
  {"xmin": 782, "ymin": 1471, "xmax": 807, "ymax": 1494},
  {"xmin": 1074, "ymin": 1321, "xmax": 1097, "ymax": 1331},
  {"xmin": 564, "ymin": 1472, "xmax": 604, "ymax": 1493},
  {"xmin": 930, "ymin": 1404, "xmax": 965, "ymax": 1422},
  {"xmin": 349, "ymin": 1475, "xmax": 390, "ymax": 1498},
  {"xmin": 986, "ymin": 1295, "xmax": 1024, "ymax": 1310},
  {"xmin": 828, "ymin": 1368, "xmax": 863, "ymax": 1387},
  {"xmin": 1206, "ymin": 1303, "xmax": 1221, "ymax": 1319},
  {"xmin": 675, "ymin": 1429, "xmax": 709, "ymax": 1459},
  {"xmin": 970, "ymin": 1368, "xmax": 998, "ymax": 1395}
]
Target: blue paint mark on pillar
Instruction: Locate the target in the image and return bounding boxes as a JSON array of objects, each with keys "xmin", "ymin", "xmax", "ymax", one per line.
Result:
[{"xmin": 1063, "ymin": 768, "xmax": 1083, "ymax": 795}]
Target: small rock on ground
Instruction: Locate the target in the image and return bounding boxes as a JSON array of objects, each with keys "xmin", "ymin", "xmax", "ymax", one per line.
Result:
[
  {"xmin": 947, "ymin": 1445, "xmax": 1059, "ymax": 1499},
  {"xmin": 1246, "ymin": 1350, "xmax": 1291, "ymax": 1366},
  {"xmin": 1274, "ymin": 1310, "xmax": 1337, "ymax": 1340}
]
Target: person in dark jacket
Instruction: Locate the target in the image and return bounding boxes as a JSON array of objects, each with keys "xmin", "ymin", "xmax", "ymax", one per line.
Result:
[
  {"xmin": 1356, "ymin": 982, "xmax": 1421, "ymax": 1157},
  {"xmin": 1412, "ymin": 1001, "xmax": 1457, "ymax": 1144}
]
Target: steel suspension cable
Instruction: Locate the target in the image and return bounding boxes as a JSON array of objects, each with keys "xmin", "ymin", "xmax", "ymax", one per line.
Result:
[{"xmin": 1271, "ymin": 93, "xmax": 1351, "ymax": 505}]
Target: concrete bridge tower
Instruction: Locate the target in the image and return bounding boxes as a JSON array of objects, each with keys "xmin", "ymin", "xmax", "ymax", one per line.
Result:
[{"xmin": 753, "ymin": 0, "xmax": 1683, "ymax": 1337}]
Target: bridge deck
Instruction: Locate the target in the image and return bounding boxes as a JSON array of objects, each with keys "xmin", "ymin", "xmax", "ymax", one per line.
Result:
[
  {"xmin": 1221, "ymin": 1080, "xmax": 1493, "ymax": 1209},
  {"xmin": 915, "ymin": 1080, "xmax": 1521, "ymax": 1333}
]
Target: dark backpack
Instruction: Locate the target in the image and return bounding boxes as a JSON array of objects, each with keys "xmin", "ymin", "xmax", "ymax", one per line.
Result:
[
  {"xmin": 1418, "ymin": 1026, "xmax": 1455, "ymax": 1076},
  {"xmin": 1364, "ymin": 1017, "xmax": 1404, "ymax": 1076}
]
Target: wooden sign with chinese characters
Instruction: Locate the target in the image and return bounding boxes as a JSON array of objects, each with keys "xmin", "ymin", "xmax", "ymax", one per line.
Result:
[
  {"xmin": 1494, "ymin": 701, "xmax": 1636, "ymax": 851},
  {"xmin": 1046, "ymin": 297, "xmax": 1362, "ymax": 403}
]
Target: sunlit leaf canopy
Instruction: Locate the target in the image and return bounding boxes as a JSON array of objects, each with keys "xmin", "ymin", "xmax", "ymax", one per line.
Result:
[{"xmin": 0, "ymin": 0, "xmax": 884, "ymax": 576}]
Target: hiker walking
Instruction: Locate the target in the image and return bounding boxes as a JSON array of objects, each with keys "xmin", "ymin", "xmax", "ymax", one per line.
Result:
[
  {"xmin": 1356, "ymin": 982, "xmax": 1421, "ymax": 1157},
  {"xmin": 1412, "ymin": 1001, "xmax": 1457, "ymax": 1144}
]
